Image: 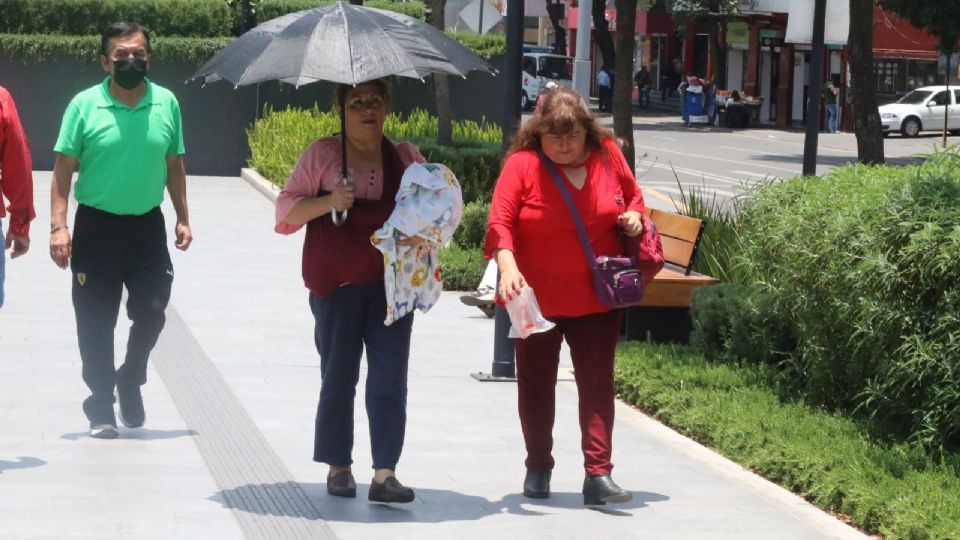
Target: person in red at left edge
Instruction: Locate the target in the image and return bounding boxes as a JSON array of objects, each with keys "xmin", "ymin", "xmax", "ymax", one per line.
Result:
[{"xmin": 0, "ymin": 84, "xmax": 36, "ymax": 309}]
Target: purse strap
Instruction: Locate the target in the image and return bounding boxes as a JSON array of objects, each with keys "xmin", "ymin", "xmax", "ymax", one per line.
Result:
[{"xmin": 537, "ymin": 149, "xmax": 600, "ymax": 270}]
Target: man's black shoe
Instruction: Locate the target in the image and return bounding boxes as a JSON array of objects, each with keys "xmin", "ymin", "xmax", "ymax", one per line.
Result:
[
  {"xmin": 582, "ymin": 474, "xmax": 632, "ymax": 506},
  {"xmin": 116, "ymin": 385, "xmax": 145, "ymax": 429}
]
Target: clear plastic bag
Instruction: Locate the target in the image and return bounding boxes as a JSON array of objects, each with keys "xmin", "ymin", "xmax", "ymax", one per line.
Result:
[{"xmin": 505, "ymin": 286, "xmax": 556, "ymax": 339}]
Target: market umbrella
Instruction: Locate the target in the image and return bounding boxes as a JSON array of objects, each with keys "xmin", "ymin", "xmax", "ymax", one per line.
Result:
[{"xmin": 190, "ymin": 1, "xmax": 496, "ymax": 222}]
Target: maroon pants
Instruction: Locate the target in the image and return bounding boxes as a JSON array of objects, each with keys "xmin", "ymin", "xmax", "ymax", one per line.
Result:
[{"xmin": 514, "ymin": 309, "xmax": 621, "ymax": 476}]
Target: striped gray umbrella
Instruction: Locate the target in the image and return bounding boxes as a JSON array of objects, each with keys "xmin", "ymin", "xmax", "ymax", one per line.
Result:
[
  {"xmin": 190, "ymin": 1, "xmax": 496, "ymax": 87},
  {"xmin": 190, "ymin": 1, "xmax": 496, "ymax": 224}
]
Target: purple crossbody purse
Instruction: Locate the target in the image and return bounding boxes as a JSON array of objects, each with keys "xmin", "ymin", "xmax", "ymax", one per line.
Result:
[{"xmin": 538, "ymin": 150, "xmax": 644, "ymax": 309}]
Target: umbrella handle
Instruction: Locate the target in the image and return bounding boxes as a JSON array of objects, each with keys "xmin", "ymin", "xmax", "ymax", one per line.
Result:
[
  {"xmin": 331, "ymin": 175, "xmax": 350, "ymax": 226},
  {"xmin": 331, "ymin": 208, "xmax": 348, "ymax": 226}
]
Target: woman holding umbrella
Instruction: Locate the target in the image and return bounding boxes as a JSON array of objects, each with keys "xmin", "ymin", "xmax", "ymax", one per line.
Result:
[{"xmin": 275, "ymin": 80, "xmax": 425, "ymax": 503}]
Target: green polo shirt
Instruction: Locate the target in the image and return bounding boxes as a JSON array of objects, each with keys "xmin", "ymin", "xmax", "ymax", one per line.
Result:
[{"xmin": 54, "ymin": 77, "xmax": 185, "ymax": 215}]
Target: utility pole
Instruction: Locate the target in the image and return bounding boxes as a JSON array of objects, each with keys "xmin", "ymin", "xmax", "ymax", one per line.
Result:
[
  {"xmin": 572, "ymin": 0, "xmax": 593, "ymax": 98},
  {"xmin": 802, "ymin": 0, "xmax": 827, "ymax": 176}
]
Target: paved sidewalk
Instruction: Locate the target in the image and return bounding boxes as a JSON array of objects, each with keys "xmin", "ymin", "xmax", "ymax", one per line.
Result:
[{"xmin": 0, "ymin": 173, "xmax": 869, "ymax": 539}]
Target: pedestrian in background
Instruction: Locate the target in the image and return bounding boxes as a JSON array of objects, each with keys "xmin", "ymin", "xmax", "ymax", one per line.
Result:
[
  {"xmin": 633, "ymin": 65, "xmax": 651, "ymax": 108},
  {"xmin": 822, "ymin": 80, "xmax": 839, "ymax": 133},
  {"xmin": 485, "ymin": 87, "xmax": 645, "ymax": 506},
  {"xmin": 0, "ymin": 84, "xmax": 36, "ymax": 308},
  {"xmin": 50, "ymin": 22, "xmax": 192, "ymax": 439},
  {"xmin": 596, "ymin": 67, "xmax": 612, "ymax": 113}
]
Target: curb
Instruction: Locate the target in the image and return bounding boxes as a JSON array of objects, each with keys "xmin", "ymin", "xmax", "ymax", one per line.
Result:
[{"xmin": 241, "ymin": 167, "xmax": 279, "ymax": 204}]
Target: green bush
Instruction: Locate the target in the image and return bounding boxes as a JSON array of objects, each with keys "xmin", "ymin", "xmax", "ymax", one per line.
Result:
[
  {"xmin": 452, "ymin": 201, "xmax": 490, "ymax": 249},
  {"xmin": 258, "ymin": 0, "xmax": 425, "ymax": 21},
  {"xmin": 0, "ymin": 33, "xmax": 233, "ymax": 65},
  {"xmin": 247, "ymin": 105, "xmax": 502, "ymax": 204},
  {"xmin": 689, "ymin": 283, "xmax": 749, "ymax": 361},
  {"xmin": 438, "ymin": 245, "xmax": 486, "ymax": 291},
  {"xmin": 415, "ymin": 142, "xmax": 500, "ymax": 205},
  {"xmin": 615, "ymin": 342, "xmax": 960, "ymax": 539},
  {"xmin": 448, "ymin": 32, "xmax": 506, "ymax": 59},
  {"xmin": 0, "ymin": 0, "xmax": 233, "ymax": 37},
  {"xmin": 732, "ymin": 149, "xmax": 960, "ymax": 449}
]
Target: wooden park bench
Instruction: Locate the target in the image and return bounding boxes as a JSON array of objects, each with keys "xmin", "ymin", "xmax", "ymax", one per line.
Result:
[{"xmin": 621, "ymin": 208, "xmax": 720, "ymax": 343}]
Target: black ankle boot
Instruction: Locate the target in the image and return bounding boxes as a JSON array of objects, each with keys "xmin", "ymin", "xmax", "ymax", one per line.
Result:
[
  {"xmin": 582, "ymin": 474, "xmax": 632, "ymax": 506},
  {"xmin": 523, "ymin": 469, "xmax": 551, "ymax": 499}
]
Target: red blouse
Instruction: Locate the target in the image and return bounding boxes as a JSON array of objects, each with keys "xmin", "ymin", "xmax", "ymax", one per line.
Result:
[
  {"xmin": 0, "ymin": 86, "xmax": 35, "ymax": 237},
  {"xmin": 485, "ymin": 138, "xmax": 646, "ymax": 318}
]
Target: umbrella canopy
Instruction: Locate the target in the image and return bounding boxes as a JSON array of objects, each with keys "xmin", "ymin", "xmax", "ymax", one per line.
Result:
[{"xmin": 190, "ymin": 1, "xmax": 496, "ymax": 87}]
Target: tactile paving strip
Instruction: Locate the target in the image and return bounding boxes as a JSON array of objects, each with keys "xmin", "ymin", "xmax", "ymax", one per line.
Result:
[{"xmin": 153, "ymin": 306, "xmax": 336, "ymax": 540}]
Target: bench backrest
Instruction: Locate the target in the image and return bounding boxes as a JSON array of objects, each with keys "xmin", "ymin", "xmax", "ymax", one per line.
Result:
[{"xmin": 646, "ymin": 208, "xmax": 705, "ymax": 276}]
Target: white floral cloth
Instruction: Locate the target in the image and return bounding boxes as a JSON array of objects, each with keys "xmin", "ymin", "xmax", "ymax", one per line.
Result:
[{"xmin": 372, "ymin": 162, "xmax": 463, "ymax": 325}]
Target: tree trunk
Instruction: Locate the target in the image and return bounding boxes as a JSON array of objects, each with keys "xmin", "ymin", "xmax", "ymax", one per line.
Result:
[
  {"xmin": 546, "ymin": 0, "xmax": 567, "ymax": 55},
  {"xmin": 592, "ymin": 0, "xmax": 616, "ymax": 70},
  {"xmin": 613, "ymin": 0, "xmax": 637, "ymax": 167},
  {"xmin": 848, "ymin": 0, "xmax": 884, "ymax": 164},
  {"xmin": 431, "ymin": 0, "xmax": 452, "ymax": 146}
]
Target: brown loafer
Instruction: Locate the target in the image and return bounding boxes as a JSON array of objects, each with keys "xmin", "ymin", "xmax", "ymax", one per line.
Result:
[
  {"xmin": 327, "ymin": 470, "xmax": 357, "ymax": 498},
  {"xmin": 368, "ymin": 476, "xmax": 415, "ymax": 503}
]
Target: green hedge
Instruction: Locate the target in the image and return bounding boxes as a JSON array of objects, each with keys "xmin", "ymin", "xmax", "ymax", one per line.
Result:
[
  {"xmin": 258, "ymin": 0, "xmax": 425, "ymax": 21},
  {"xmin": 0, "ymin": 0, "xmax": 233, "ymax": 37},
  {"xmin": 691, "ymin": 149, "xmax": 960, "ymax": 450},
  {"xmin": 452, "ymin": 201, "xmax": 490, "ymax": 249},
  {"xmin": 615, "ymin": 342, "xmax": 960, "ymax": 540},
  {"xmin": 0, "ymin": 33, "xmax": 233, "ymax": 66},
  {"xmin": 438, "ymin": 245, "xmax": 486, "ymax": 291},
  {"xmin": 247, "ymin": 105, "xmax": 502, "ymax": 204}
]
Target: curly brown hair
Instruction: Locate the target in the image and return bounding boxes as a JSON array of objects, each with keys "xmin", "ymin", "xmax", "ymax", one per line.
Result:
[{"xmin": 507, "ymin": 87, "xmax": 614, "ymax": 156}]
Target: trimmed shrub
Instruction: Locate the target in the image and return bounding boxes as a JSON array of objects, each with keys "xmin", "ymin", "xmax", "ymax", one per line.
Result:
[
  {"xmin": 0, "ymin": 33, "xmax": 233, "ymax": 65},
  {"xmin": 452, "ymin": 201, "xmax": 490, "ymax": 249},
  {"xmin": 438, "ymin": 245, "xmax": 486, "ymax": 291},
  {"xmin": 258, "ymin": 0, "xmax": 425, "ymax": 21},
  {"xmin": 0, "ymin": 0, "xmax": 233, "ymax": 37},
  {"xmin": 448, "ymin": 32, "xmax": 506, "ymax": 59},
  {"xmin": 732, "ymin": 149, "xmax": 960, "ymax": 449},
  {"xmin": 247, "ymin": 105, "xmax": 502, "ymax": 204},
  {"xmin": 615, "ymin": 342, "xmax": 960, "ymax": 540}
]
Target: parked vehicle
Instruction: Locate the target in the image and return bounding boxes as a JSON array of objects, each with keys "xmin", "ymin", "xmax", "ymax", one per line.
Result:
[
  {"xmin": 521, "ymin": 52, "xmax": 573, "ymax": 110},
  {"xmin": 879, "ymin": 86, "xmax": 960, "ymax": 137}
]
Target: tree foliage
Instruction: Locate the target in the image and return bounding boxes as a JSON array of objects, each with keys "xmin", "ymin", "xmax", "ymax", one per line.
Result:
[{"xmin": 878, "ymin": 1, "xmax": 960, "ymax": 54}]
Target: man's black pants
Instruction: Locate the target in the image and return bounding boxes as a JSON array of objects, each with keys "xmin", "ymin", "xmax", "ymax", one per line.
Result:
[{"xmin": 71, "ymin": 204, "xmax": 173, "ymax": 425}]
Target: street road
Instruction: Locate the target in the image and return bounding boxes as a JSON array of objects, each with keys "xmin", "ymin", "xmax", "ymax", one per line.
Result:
[{"xmin": 598, "ymin": 111, "xmax": 946, "ymax": 211}]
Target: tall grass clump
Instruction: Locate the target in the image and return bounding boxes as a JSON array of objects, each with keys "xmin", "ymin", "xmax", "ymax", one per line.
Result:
[
  {"xmin": 672, "ymin": 176, "xmax": 745, "ymax": 283},
  {"xmin": 731, "ymin": 149, "xmax": 960, "ymax": 450}
]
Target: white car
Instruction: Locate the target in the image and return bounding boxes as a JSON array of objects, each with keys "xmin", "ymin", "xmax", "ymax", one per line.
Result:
[
  {"xmin": 879, "ymin": 85, "xmax": 960, "ymax": 137},
  {"xmin": 521, "ymin": 52, "xmax": 573, "ymax": 110}
]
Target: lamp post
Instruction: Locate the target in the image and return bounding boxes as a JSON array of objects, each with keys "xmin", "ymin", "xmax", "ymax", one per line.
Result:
[
  {"xmin": 802, "ymin": 0, "xmax": 827, "ymax": 176},
  {"xmin": 472, "ymin": 0, "xmax": 522, "ymax": 383}
]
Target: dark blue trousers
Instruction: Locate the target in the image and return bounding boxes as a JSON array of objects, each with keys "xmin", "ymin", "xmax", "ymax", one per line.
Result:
[{"xmin": 309, "ymin": 282, "xmax": 414, "ymax": 470}]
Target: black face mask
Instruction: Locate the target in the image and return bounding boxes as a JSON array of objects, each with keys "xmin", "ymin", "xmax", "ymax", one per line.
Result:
[{"xmin": 113, "ymin": 58, "xmax": 148, "ymax": 90}]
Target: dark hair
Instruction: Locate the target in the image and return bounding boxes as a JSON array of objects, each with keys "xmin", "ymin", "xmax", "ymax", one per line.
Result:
[
  {"xmin": 507, "ymin": 86, "xmax": 613, "ymax": 156},
  {"xmin": 101, "ymin": 22, "xmax": 151, "ymax": 57},
  {"xmin": 336, "ymin": 79, "xmax": 391, "ymax": 113},
  {"xmin": 731, "ymin": 90, "xmax": 741, "ymax": 101}
]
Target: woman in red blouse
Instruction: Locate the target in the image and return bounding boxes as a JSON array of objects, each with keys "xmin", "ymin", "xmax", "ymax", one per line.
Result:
[{"xmin": 485, "ymin": 87, "xmax": 646, "ymax": 506}]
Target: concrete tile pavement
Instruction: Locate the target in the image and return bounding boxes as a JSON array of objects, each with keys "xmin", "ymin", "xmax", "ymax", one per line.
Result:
[{"xmin": 0, "ymin": 172, "xmax": 869, "ymax": 539}]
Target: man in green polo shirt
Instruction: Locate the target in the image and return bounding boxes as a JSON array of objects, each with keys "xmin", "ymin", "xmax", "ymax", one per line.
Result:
[{"xmin": 50, "ymin": 22, "xmax": 192, "ymax": 439}]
